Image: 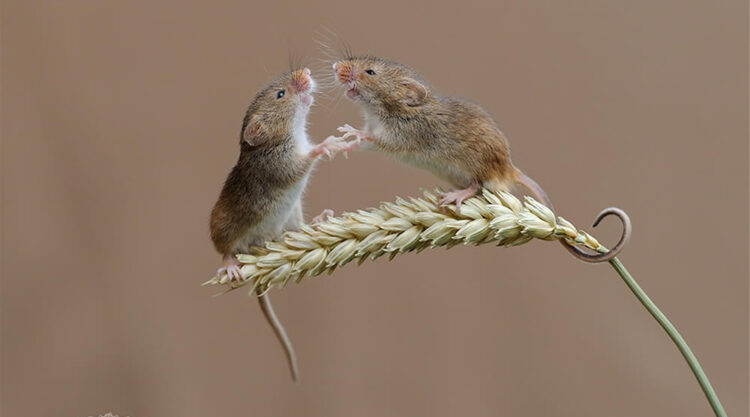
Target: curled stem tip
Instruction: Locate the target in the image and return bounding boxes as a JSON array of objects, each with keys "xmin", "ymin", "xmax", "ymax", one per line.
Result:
[
  {"xmin": 203, "ymin": 189, "xmax": 727, "ymax": 417},
  {"xmin": 563, "ymin": 207, "xmax": 631, "ymax": 263}
]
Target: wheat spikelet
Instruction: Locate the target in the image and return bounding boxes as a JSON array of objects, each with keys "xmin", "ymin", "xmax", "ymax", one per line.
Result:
[
  {"xmin": 203, "ymin": 189, "xmax": 606, "ymax": 295},
  {"xmin": 200, "ymin": 189, "xmax": 730, "ymax": 417}
]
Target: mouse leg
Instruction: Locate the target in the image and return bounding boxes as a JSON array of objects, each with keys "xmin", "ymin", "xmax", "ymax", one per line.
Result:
[
  {"xmin": 311, "ymin": 209, "xmax": 334, "ymax": 224},
  {"xmin": 439, "ymin": 182, "xmax": 481, "ymax": 210},
  {"xmin": 216, "ymin": 254, "xmax": 243, "ymax": 282}
]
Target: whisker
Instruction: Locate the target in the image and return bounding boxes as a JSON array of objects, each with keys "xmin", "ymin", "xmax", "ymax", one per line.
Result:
[
  {"xmin": 260, "ymin": 61, "xmax": 270, "ymax": 78},
  {"xmin": 314, "ymin": 25, "xmax": 354, "ymax": 63}
]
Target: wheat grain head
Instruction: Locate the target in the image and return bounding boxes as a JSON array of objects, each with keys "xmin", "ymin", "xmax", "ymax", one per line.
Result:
[{"xmin": 203, "ymin": 189, "xmax": 606, "ymax": 295}]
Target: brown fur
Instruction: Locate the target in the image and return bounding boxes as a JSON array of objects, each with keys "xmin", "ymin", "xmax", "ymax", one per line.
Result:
[
  {"xmin": 334, "ymin": 55, "xmax": 630, "ymax": 263},
  {"xmin": 210, "ymin": 139, "xmax": 314, "ymax": 253},
  {"xmin": 209, "ymin": 68, "xmax": 323, "ymax": 382},
  {"xmin": 210, "ymin": 69, "xmax": 315, "ymax": 254},
  {"xmin": 333, "ymin": 56, "xmax": 520, "ymax": 191}
]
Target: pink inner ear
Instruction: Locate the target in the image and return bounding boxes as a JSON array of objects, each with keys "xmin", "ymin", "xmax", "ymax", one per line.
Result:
[
  {"xmin": 403, "ymin": 79, "xmax": 427, "ymax": 105},
  {"xmin": 243, "ymin": 118, "xmax": 265, "ymax": 145}
]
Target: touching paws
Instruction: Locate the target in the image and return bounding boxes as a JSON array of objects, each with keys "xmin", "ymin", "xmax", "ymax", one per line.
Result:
[
  {"xmin": 312, "ymin": 124, "xmax": 370, "ymax": 160},
  {"xmin": 312, "ymin": 135, "xmax": 351, "ymax": 160},
  {"xmin": 336, "ymin": 124, "xmax": 371, "ymax": 144}
]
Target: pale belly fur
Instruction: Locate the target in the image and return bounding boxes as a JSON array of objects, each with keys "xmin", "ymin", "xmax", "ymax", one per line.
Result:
[
  {"xmin": 365, "ymin": 114, "xmax": 473, "ymax": 188},
  {"xmin": 231, "ymin": 131, "xmax": 313, "ymax": 253}
]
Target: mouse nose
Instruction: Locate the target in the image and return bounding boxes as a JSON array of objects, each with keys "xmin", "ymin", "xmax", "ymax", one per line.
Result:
[
  {"xmin": 291, "ymin": 68, "xmax": 311, "ymax": 93},
  {"xmin": 333, "ymin": 61, "xmax": 355, "ymax": 83}
]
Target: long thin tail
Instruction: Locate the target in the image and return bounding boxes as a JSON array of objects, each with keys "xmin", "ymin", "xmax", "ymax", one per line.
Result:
[
  {"xmin": 256, "ymin": 291, "xmax": 299, "ymax": 382},
  {"xmin": 515, "ymin": 170, "xmax": 630, "ymax": 263},
  {"xmin": 515, "ymin": 170, "xmax": 554, "ymax": 209}
]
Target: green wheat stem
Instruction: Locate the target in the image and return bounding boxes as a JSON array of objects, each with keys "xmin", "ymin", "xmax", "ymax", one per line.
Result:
[
  {"xmin": 608, "ymin": 257, "xmax": 727, "ymax": 417},
  {"xmin": 204, "ymin": 188, "xmax": 727, "ymax": 416}
]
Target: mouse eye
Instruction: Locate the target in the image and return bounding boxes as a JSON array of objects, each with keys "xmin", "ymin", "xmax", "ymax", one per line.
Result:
[
  {"xmin": 277, "ymin": 90, "xmax": 285, "ymax": 99},
  {"xmin": 365, "ymin": 69, "xmax": 376, "ymax": 75}
]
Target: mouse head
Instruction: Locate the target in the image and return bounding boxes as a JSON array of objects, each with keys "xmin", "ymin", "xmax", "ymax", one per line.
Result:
[
  {"xmin": 332, "ymin": 56, "xmax": 431, "ymax": 115},
  {"xmin": 240, "ymin": 68, "xmax": 316, "ymax": 146}
]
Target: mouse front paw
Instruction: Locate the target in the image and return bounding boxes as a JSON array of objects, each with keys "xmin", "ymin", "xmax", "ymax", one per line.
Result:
[
  {"xmin": 312, "ymin": 135, "xmax": 351, "ymax": 160},
  {"xmin": 336, "ymin": 124, "xmax": 371, "ymax": 144}
]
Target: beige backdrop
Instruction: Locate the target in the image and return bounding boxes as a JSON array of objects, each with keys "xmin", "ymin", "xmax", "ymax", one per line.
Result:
[{"xmin": 2, "ymin": 1, "xmax": 747, "ymax": 416}]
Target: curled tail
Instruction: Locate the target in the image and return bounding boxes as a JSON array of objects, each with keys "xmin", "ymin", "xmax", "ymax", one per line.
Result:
[
  {"xmin": 256, "ymin": 290, "xmax": 299, "ymax": 382},
  {"xmin": 514, "ymin": 169, "xmax": 630, "ymax": 263}
]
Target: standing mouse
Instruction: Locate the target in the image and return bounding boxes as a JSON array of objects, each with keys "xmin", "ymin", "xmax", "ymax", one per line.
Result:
[
  {"xmin": 210, "ymin": 68, "xmax": 347, "ymax": 381},
  {"xmin": 327, "ymin": 55, "xmax": 629, "ymax": 261}
]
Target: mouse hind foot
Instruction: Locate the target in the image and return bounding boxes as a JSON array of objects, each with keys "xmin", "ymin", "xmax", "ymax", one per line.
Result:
[
  {"xmin": 217, "ymin": 254, "xmax": 243, "ymax": 282},
  {"xmin": 439, "ymin": 182, "xmax": 481, "ymax": 211}
]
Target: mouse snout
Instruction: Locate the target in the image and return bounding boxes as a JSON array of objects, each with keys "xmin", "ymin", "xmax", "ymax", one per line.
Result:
[
  {"xmin": 333, "ymin": 61, "xmax": 356, "ymax": 84},
  {"xmin": 291, "ymin": 68, "xmax": 312, "ymax": 93}
]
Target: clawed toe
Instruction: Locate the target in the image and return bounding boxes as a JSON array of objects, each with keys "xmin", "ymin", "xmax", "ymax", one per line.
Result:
[
  {"xmin": 438, "ymin": 185, "xmax": 481, "ymax": 212},
  {"xmin": 314, "ymin": 134, "xmax": 362, "ymax": 160},
  {"xmin": 336, "ymin": 124, "xmax": 354, "ymax": 133},
  {"xmin": 336, "ymin": 124, "xmax": 369, "ymax": 143},
  {"xmin": 225, "ymin": 265, "xmax": 242, "ymax": 282},
  {"xmin": 439, "ymin": 193, "xmax": 465, "ymax": 211},
  {"xmin": 218, "ymin": 256, "xmax": 244, "ymax": 282},
  {"xmin": 313, "ymin": 124, "xmax": 371, "ymax": 160}
]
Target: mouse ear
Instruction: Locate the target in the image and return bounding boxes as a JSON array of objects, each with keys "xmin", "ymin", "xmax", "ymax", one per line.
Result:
[
  {"xmin": 241, "ymin": 114, "xmax": 267, "ymax": 146},
  {"xmin": 402, "ymin": 78, "xmax": 428, "ymax": 106}
]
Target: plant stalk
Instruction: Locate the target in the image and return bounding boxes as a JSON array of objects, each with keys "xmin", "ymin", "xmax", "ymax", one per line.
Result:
[{"xmin": 608, "ymin": 257, "xmax": 727, "ymax": 417}]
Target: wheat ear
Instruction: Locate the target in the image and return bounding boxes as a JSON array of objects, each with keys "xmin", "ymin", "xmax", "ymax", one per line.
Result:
[
  {"xmin": 202, "ymin": 188, "xmax": 603, "ymax": 293},
  {"xmin": 202, "ymin": 188, "xmax": 727, "ymax": 417}
]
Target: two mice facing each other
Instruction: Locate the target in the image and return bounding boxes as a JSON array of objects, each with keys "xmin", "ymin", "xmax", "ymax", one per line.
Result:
[{"xmin": 209, "ymin": 56, "xmax": 630, "ymax": 382}]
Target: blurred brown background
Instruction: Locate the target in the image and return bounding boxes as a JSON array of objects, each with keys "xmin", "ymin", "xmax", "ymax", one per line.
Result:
[{"xmin": 2, "ymin": 1, "xmax": 747, "ymax": 416}]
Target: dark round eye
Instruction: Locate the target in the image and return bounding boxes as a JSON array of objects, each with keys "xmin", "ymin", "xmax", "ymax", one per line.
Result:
[
  {"xmin": 365, "ymin": 69, "xmax": 376, "ymax": 75},
  {"xmin": 277, "ymin": 90, "xmax": 285, "ymax": 99}
]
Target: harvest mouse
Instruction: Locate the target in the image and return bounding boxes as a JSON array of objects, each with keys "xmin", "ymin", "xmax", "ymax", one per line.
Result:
[
  {"xmin": 210, "ymin": 68, "xmax": 348, "ymax": 381},
  {"xmin": 327, "ymin": 55, "xmax": 630, "ymax": 262}
]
